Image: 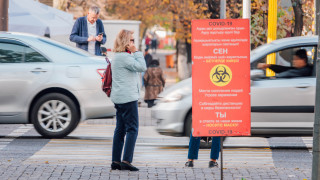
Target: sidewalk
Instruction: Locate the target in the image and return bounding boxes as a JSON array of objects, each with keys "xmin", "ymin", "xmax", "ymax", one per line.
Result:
[{"xmin": 0, "ymin": 163, "xmax": 311, "ymax": 180}]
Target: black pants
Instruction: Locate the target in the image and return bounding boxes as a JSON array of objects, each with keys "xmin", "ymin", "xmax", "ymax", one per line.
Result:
[
  {"xmin": 112, "ymin": 101, "xmax": 139, "ymax": 163},
  {"xmin": 145, "ymin": 99, "xmax": 155, "ymax": 108}
]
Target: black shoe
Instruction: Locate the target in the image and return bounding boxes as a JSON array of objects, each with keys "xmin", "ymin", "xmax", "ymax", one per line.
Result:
[
  {"xmin": 209, "ymin": 161, "xmax": 218, "ymax": 168},
  {"xmin": 111, "ymin": 162, "xmax": 121, "ymax": 170},
  {"xmin": 120, "ymin": 162, "xmax": 139, "ymax": 171},
  {"xmin": 185, "ymin": 161, "xmax": 194, "ymax": 167}
]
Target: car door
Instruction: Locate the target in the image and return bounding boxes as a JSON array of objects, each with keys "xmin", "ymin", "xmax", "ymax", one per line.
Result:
[
  {"xmin": 0, "ymin": 39, "xmax": 53, "ymax": 123},
  {"xmin": 251, "ymin": 46, "xmax": 316, "ymax": 134}
]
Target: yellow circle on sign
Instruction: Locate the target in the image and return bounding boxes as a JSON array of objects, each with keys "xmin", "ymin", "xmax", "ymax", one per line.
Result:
[{"xmin": 210, "ymin": 64, "xmax": 232, "ymax": 86}]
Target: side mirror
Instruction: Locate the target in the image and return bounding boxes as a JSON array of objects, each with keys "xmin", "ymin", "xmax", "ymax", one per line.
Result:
[{"xmin": 250, "ymin": 69, "xmax": 264, "ymax": 80}]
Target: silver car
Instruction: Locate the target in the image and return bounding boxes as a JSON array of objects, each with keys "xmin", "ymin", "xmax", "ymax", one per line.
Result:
[
  {"xmin": 152, "ymin": 36, "xmax": 318, "ymax": 137},
  {"xmin": 0, "ymin": 32, "xmax": 115, "ymax": 138}
]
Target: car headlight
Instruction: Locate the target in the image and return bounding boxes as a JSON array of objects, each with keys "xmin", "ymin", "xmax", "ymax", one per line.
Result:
[
  {"xmin": 161, "ymin": 93, "xmax": 183, "ymax": 102},
  {"xmin": 160, "ymin": 87, "xmax": 191, "ymax": 102}
]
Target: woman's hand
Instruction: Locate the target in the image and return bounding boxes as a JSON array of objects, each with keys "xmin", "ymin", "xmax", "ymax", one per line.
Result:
[{"xmin": 127, "ymin": 43, "xmax": 137, "ymax": 53}]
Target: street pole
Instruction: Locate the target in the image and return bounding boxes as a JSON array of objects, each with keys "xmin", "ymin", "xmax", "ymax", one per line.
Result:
[
  {"xmin": 0, "ymin": 0, "xmax": 8, "ymax": 31},
  {"xmin": 266, "ymin": 0, "xmax": 277, "ymax": 77},
  {"xmin": 220, "ymin": 137, "xmax": 223, "ymax": 180},
  {"xmin": 315, "ymin": 0, "xmax": 319, "ymax": 35},
  {"xmin": 242, "ymin": 0, "xmax": 251, "ymax": 19},
  {"xmin": 220, "ymin": 0, "xmax": 226, "ymax": 19},
  {"xmin": 312, "ymin": 1, "xmax": 320, "ymax": 179},
  {"xmin": 219, "ymin": 1, "xmax": 226, "ymax": 179}
]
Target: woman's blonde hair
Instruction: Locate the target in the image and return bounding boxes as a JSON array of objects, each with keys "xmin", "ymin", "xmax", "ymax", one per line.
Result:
[{"xmin": 113, "ymin": 29, "xmax": 133, "ymax": 52}]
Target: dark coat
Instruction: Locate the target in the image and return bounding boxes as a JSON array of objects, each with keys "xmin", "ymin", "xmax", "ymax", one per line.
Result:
[
  {"xmin": 144, "ymin": 66, "xmax": 165, "ymax": 100},
  {"xmin": 144, "ymin": 53, "xmax": 153, "ymax": 67},
  {"xmin": 69, "ymin": 16, "xmax": 106, "ymax": 56}
]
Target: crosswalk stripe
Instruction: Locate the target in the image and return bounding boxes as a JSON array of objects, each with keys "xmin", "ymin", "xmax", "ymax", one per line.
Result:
[
  {"xmin": 0, "ymin": 125, "xmax": 33, "ymax": 151},
  {"xmin": 25, "ymin": 138, "xmax": 274, "ymax": 168}
]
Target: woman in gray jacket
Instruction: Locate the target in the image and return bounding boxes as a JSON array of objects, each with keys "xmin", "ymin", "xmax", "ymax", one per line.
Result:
[{"xmin": 110, "ymin": 30, "xmax": 147, "ymax": 171}]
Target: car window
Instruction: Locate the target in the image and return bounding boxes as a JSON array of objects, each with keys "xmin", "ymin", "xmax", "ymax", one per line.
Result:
[
  {"xmin": 38, "ymin": 38, "xmax": 93, "ymax": 57},
  {"xmin": 276, "ymin": 46, "xmax": 315, "ymax": 66},
  {"xmin": 0, "ymin": 42, "xmax": 24, "ymax": 63},
  {"xmin": 25, "ymin": 47, "xmax": 49, "ymax": 63},
  {"xmin": 251, "ymin": 46, "xmax": 316, "ymax": 70}
]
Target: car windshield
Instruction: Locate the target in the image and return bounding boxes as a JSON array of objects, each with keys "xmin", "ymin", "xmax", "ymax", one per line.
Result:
[
  {"xmin": 38, "ymin": 38, "xmax": 94, "ymax": 57},
  {"xmin": 251, "ymin": 43, "xmax": 273, "ymax": 56}
]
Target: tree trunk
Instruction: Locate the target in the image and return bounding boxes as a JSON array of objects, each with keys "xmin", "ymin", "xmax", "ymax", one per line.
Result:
[
  {"xmin": 208, "ymin": 0, "xmax": 220, "ymax": 19},
  {"xmin": 177, "ymin": 39, "xmax": 191, "ymax": 80},
  {"xmin": 0, "ymin": 0, "xmax": 8, "ymax": 31},
  {"xmin": 140, "ymin": 27, "xmax": 148, "ymax": 51},
  {"xmin": 291, "ymin": 0, "xmax": 303, "ymax": 36}
]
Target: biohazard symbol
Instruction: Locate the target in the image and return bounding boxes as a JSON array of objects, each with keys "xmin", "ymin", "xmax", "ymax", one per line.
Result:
[{"xmin": 210, "ymin": 64, "xmax": 232, "ymax": 87}]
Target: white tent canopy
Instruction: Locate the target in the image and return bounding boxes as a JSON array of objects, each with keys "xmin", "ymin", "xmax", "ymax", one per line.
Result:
[{"xmin": 9, "ymin": 0, "xmax": 73, "ymax": 37}]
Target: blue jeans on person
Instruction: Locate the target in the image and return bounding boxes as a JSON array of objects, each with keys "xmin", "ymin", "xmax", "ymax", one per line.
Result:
[
  {"xmin": 188, "ymin": 133, "xmax": 221, "ymax": 160},
  {"xmin": 112, "ymin": 101, "xmax": 139, "ymax": 163}
]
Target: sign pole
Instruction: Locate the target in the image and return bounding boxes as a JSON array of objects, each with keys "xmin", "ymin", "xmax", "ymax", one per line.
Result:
[
  {"xmin": 242, "ymin": 0, "xmax": 251, "ymax": 19},
  {"xmin": 220, "ymin": 137, "xmax": 224, "ymax": 180},
  {"xmin": 220, "ymin": 0, "xmax": 226, "ymax": 19},
  {"xmin": 312, "ymin": 2, "xmax": 320, "ymax": 179}
]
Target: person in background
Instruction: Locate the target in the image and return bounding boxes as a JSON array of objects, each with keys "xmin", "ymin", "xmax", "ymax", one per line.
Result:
[
  {"xmin": 141, "ymin": 48, "xmax": 153, "ymax": 87},
  {"xmin": 101, "ymin": 47, "xmax": 107, "ymax": 56},
  {"xmin": 257, "ymin": 49, "xmax": 312, "ymax": 78},
  {"xmin": 144, "ymin": 48, "xmax": 153, "ymax": 68},
  {"xmin": 44, "ymin": 27, "xmax": 50, "ymax": 38},
  {"xmin": 143, "ymin": 60, "xmax": 165, "ymax": 108},
  {"xmin": 110, "ymin": 29, "xmax": 147, "ymax": 171},
  {"xmin": 70, "ymin": 6, "xmax": 106, "ymax": 56},
  {"xmin": 151, "ymin": 34, "xmax": 158, "ymax": 54},
  {"xmin": 145, "ymin": 35, "xmax": 151, "ymax": 50},
  {"xmin": 185, "ymin": 134, "xmax": 221, "ymax": 168}
]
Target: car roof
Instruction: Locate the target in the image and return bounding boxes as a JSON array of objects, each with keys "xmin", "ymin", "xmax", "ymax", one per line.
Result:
[
  {"xmin": 0, "ymin": 31, "xmax": 41, "ymax": 41},
  {"xmin": 251, "ymin": 36, "xmax": 318, "ymax": 62},
  {"xmin": 0, "ymin": 31, "xmax": 97, "ymax": 58}
]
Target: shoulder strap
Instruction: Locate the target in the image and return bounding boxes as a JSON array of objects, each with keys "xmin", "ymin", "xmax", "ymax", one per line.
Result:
[{"xmin": 105, "ymin": 57, "xmax": 110, "ymax": 64}]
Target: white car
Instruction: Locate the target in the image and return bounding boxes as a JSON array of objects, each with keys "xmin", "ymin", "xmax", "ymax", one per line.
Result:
[
  {"xmin": 152, "ymin": 36, "xmax": 318, "ymax": 137},
  {"xmin": 0, "ymin": 32, "xmax": 115, "ymax": 138}
]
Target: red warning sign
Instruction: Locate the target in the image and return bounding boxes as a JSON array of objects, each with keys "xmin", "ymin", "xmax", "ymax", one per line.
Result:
[{"xmin": 192, "ymin": 19, "xmax": 251, "ymax": 137}]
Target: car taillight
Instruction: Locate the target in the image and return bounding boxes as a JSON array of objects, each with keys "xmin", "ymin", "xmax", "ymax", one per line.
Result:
[{"xmin": 97, "ymin": 69, "xmax": 105, "ymax": 78}]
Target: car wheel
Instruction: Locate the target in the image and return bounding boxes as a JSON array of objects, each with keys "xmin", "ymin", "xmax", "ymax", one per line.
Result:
[
  {"xmin": 31, "ymin": 93, "xmax": 80, "ymax": 138},
  {"xmin": 185, "ymin": 111, "xmax": 225, "ymax": 149}
]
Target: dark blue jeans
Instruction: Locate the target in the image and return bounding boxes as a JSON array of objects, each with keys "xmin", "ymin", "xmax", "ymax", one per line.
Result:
[
  {"xmin": 188, "ymin": 133, "xmax": 221, "ymax": 160},
  {"xmin": 112, "ymin": 101, "xmax": 139, "ymax": 163}
]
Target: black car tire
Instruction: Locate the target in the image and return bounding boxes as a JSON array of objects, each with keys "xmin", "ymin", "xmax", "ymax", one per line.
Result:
[
  {"xmin": 184, "ymin": 112, "xmax": 192, "ymax": 137},
  {"xmin": 31, "ymin": 93, "xmax": 80, "ymax": 138}
]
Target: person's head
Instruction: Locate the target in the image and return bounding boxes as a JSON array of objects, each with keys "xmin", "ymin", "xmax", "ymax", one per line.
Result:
[
  {"xmin": 101, "ymin": 47, "xmax": 107, "ymax": 56},
  {"xmin": 87, "ymin": 6, "xmax": 100, "ymax": 24},
  {"xmin": 113, "ymin": 29, "xmax": 134, "ymax": 52},
  {"xmin": 293, "ymin": 49, "xmax": 308, "ymax": 68},
  {"xmin": 150, "ymin": 59, "xmax": 159, "ymax": 67}
]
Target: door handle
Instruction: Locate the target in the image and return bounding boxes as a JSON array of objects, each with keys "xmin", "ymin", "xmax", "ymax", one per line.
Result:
[{"xmin": 31, "ymin": 68, "xmax": 47, "ymax": 73}]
